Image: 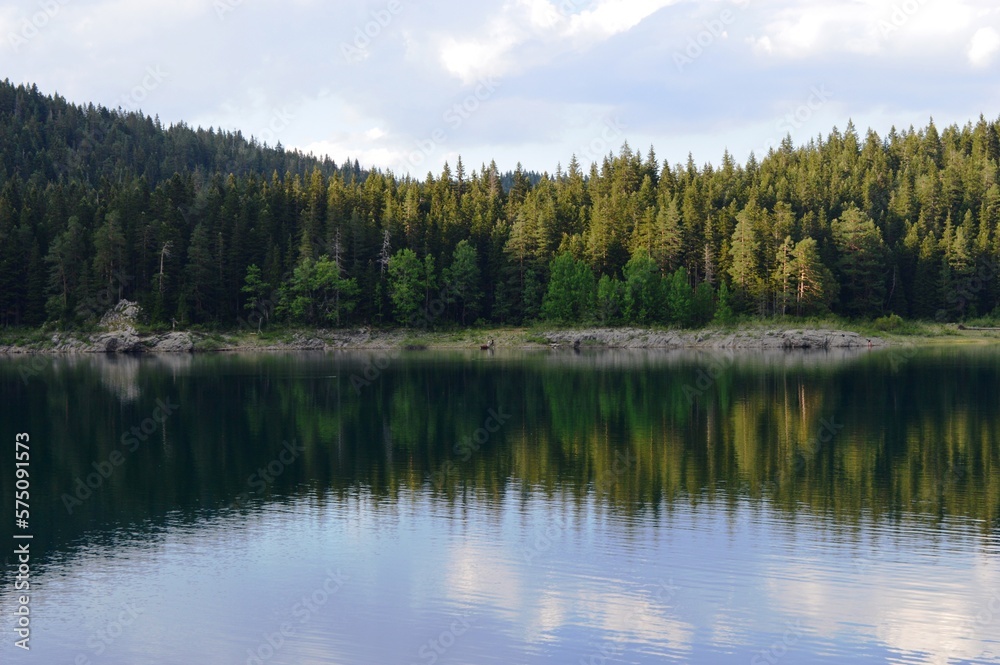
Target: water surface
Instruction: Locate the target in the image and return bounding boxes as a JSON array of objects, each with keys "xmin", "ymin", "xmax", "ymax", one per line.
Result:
[{"xmin": 1, "ymin": 348, "xmax": 998, "ymax": 664}]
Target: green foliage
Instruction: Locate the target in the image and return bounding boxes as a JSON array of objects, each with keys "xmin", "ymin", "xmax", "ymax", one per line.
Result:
[
  {"xmin": 542, "ymin": 252, "xmax": 595, "ymax": 323},
  {"xmin": 279, "ymin": 256, "xmax": 358, "ymax": 326},
  {"xmin": 714, "ymin": 281, "xmax": 734, "ymax": 324},
  {"xmin": 241, "ymin": 264, "xmax": 271, "ymax": 330},
  {"xmin": 831, "ymin": 207, "xmax": 887, "ymax": 318},
  {"xmin": 666, "ymin": 267, "xmax": 694, "ymax": 327},
  {"xmin": 792, "ymin": 237, "xmax": 838, "ymax": 315},
  {"xmin": 445, "ymin": 240, "xmax": 481, "ymax": 325},
  {"xmin": 623, "ymin": 250, "xmax": 662, "ymax": 324},
  {"xmin": 596, "ymin": 274, "xmax": 624, "ymax": 324},
  {"xmin": 388, "ymin": 249, "xmax": 425, "ymax": 326},
  {"xmin": 4, "ymin": 79, "xmax": 1000, "ymax": 329},
  {"xmin": 873, "ymin": 313, "xmax": 904, "ymax": 331},
  {"xmin": 692, "ymin": 281, "xmax": 716, "ymax": 327},
  {"xmin": 728, "ymin": 203, "xmax": 764, "ymax": 309}
]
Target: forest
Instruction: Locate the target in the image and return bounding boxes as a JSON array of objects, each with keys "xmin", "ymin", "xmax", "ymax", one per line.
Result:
[{"xmin": 1, "ymin": 79, "xmax": 999, "ymax": 331}]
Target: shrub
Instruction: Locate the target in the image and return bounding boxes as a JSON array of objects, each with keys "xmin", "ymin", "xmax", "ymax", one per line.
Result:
[{"xmin": 873, "ymin": 313, "xmax": 904, "ymax": 331}]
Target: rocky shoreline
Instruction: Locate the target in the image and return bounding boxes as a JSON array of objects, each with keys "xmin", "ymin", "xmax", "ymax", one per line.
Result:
[
  {"xmin": 0, "ymin": 326, "xmax": 887, "ymax": 355},
  {"xmin": 542, "ymin": 328, "xmax": 885, "ymax": 350}
]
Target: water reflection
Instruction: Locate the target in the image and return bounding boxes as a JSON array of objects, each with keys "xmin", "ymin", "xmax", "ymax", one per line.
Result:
[{"xmin": 0, "ymin": 348, "xmax": 997, "ymax": 664}]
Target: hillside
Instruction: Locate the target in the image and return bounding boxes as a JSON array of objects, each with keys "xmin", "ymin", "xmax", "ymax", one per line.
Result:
[{"xmin": 1, "ymin": 80, "xmax": 999, "ymax": 331}]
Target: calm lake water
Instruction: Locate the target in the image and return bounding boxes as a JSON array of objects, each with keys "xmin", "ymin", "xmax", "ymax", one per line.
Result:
[{"xmin": 1, "ymin": 347, "xmax": 999, "ymax": 664}]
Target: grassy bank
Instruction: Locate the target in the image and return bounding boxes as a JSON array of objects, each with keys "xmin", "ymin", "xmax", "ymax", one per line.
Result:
[{"xmin": 3, "ymin": 315, "xmax": 1000, "ymax": 354}]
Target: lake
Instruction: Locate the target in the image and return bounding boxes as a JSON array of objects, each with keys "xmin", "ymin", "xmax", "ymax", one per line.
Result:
[{"xmin": 1, "ymin": 347, "xmax": 999, "ymax": 664}]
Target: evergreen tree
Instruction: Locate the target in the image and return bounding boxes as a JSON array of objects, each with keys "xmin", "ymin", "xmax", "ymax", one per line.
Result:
[
  {"xmin": 388, "ymin": 249, "xmax": 424, "ymax": 326},
  {"xmin": 542, "ymin": 252, "xmax": 594, "ymax": 323},
  {"xmin": 792, "ymin": 237, "xmax": 837, "ymax": 315},
  {"xmin": 241, "ymin": 264, "xmax": 271, "ymax": 331},
  {"xmin": 666, "ymin": 267, "xmax": 694, "ymax": 327},
  {"xmin": 623, "ymin": 250, "xmax": 662, "ymax": 324},
  {"xmin": 44, "ymin": 216, "xmax": 87, "ymax": 322},
  {"xmin": 596, "ymin": 274, "xmax": 624, "ymax": 324},
  {"xmin": 692, "ymin": 281, "xmax": 716, "ymax": 326},
  {"xmin": 445, "ymin": 239, "xmax": 481, "ymax": 325},
  {"xmin": 4, "ymin": 79, "xmax": 1000, "ymax": 331},
  {"xmin": 714, "ymin": 280, "xmax": 734, "ymax": 324},
  {"xmin": 728, "ymin": 206, "xmax": 763, "ymax": 310},
  {"xmin": 831, "ymin": 207, "xmax": 887, "ymax": 317}
]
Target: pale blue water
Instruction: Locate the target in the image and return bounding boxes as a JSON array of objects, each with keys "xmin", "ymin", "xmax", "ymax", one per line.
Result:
[{"xmin": 1, "ymin": 349, "xmax": 998, "ymax": 664}]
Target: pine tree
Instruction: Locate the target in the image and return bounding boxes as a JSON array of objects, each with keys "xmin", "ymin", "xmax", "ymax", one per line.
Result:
[
  {"xmin": 387, "ymin": 249, "xmax": 424, "ymax": 326},
  {"xmin": 184, "ymin": 223, "xmax": 217, "ymax": 322},
  {"xmin": 542, "ymin": 252, "xmax": 595, "ymax": 323},
  {"xmin": 728, "ymin": 206, "xmax": 762, "ymax": 310},
  {"xmin": 666, "ymin": 267, "xmax": 694, "ymax": 327},
  {"xmin": 714, "ymin": 280, "xmax": 734, "ymax": 324},
  {"xmin": 623, "ymin": 249, "xmax": 662, "ymax": 324},
  {"xmin": 241, "ymin": 264, "xmax": 271, "ymax": 331},
  {"xmin": 831, "ymin": 207, "xmax": 887, "ymax": 317},
  {"xmin": 773, "ymin": 236, "xmax": 795, "ymax": 316},
  {"xmin": 692, "ymin": 281, "xmax": 716, "ymax": 326},
  {"xmin": 596, "ymin": 274, "xmax": 624, "ymax": 323},
  {"xmin": 92, "ymin": 211, "xmax": 127, "ymax": 302},
  {"xmin": 792, "ymin": 237, "xmax": 836, "ymax": 315},
  {"xmin": 445, "ymin": 240, "xmax": 481, "ymax": 324},
  {"xmin": 44, "ymin": 216, "xmax": 87, "ymax": 321}
]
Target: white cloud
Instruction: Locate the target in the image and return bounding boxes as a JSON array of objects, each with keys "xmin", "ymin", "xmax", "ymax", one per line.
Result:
[
  {"xmin": 747, "ymin": 0, "xmax": 986, "ymax": 59},
  {"xmin": 436, "ymin": 0, "xmax": 678, "ymax": 83},
  {"xmin": 439, "ymin": 31, "xmax": 521, "ymax": 83},
  {"xmin": 7, "ymin": 0, "xmax": 1000, "ymax": 176},
  {"xmin": 300, "ymin": 139, "xmax": 406, "ymax": 170},
  {"xmin": 968, "ymin": 26, "xmax": 1000, "ymax": 66},
  {"xmin": 750, "ymin": 35, "xmax": 774, "ymax": 54},
  {"xmin": 764, "ymin": 552, "xmax": 1000, "ymax": 665},
  {"xmin": 564, "ymin": 0, "xmax": 678, "ymax": 41}
]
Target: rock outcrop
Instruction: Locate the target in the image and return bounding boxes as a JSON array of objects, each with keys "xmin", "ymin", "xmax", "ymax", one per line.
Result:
[{"xmin": 541, "ymin": 328, "xmax": 885, "ymax": 350}]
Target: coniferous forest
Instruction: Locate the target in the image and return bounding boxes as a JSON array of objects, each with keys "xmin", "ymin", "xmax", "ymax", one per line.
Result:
[{"xmin": 2, "ymin": 79, "xmax": 1000, "ymax": 331}]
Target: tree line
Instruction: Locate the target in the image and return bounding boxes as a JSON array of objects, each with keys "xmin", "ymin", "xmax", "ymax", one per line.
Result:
[{"xmin": 2, "ymin": 79, "xmax": 1000, "ymax": 330}]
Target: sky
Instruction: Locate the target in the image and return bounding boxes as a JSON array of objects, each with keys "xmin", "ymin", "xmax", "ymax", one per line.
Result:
[{"xmin": 2, "ymin": 0, "xmax": 1000, "ymax": 177}]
